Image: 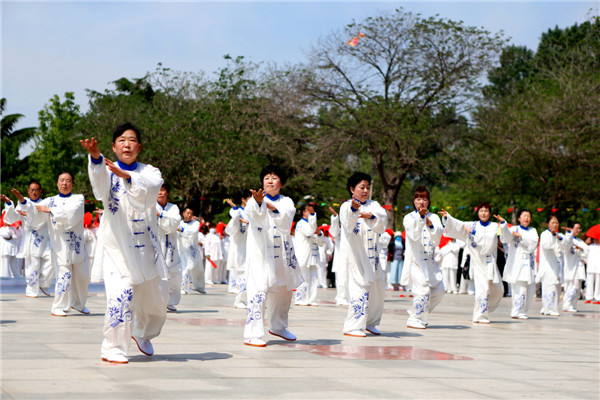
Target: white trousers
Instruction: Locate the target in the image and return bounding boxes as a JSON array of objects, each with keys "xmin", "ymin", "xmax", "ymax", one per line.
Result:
[
  {"xmin": 233, "ymin": 272, "xmax": 247, "ymax": 308},
  {"xmin": 51, "ymin": 261, "xmax": 89, "ymax": 314},
  {"xmin": 244, "ymin": 284, "xmax": 293, "ymax": 340},
  {"xmin": 442, "ymin": 269, "xmax": 458, "ymax": 293},
  {"xmin": 24, "ymin": 254, "xmax": 54, "ymax": 297},
  {"xmin": 343, "ymin": 270, "xmax": 385, "ymax": 332},
  {"xmin": 585, "ymin": 273, "xmax": 600, "ymax": 301},
  {"xmin": 472, "ymin": 268, "xmax": 504, "ymax": 322},
  {"xmin": 562, "ymin": 279, "xmax": 581, "ymax": 310},
  {"xmin": 101, "ymin": 254, "xmax": 169, "ymax": 359},
  {"xmin": 459, "ymin": 278, "xmax": 475, "ymax": 294},
  {"xmin": 228, "ymin": 269, "xmax": 238, "ymax": 293},
  {"xmin": 541, "ymin": 282, "xmax": 561, "ymax": 314},
  {"xmin": 295, "ymin": 265, "xmax": 318, "ymax": 305},
  {"xmin": 181, "ymin": 260, "xmax": 205, "ymax": 292},
  {"xmin": 167, "ymin": 265, "xmax": 182, "ymax": 306},
  {"xmin": 334, "ymin": 265, "xmax": 349, "ymax": 305},
  {"xmin": 1, "ymin": 255, "xmax": 22, "ymax": 278},
  {"xmin": 205, "ymin": 259, "xmax": 223, "ymax": 283},
  {"xmin": 317, "ymin": 263, "xmax": 328, "ymax": 288},
  {"xmin": 510, "ymin": 281, "xmax": 535, "ymax": 317},
  {"xmin": 406, "ymin": 266, "xmax": 445, "ymax": 326}
]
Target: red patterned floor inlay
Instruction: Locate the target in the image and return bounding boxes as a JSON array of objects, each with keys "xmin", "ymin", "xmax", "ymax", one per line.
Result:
[
  {"xmin": 169, "ymin": 318, "xmax": 245, "ymax": 326},
  {"xmin": 282, "ymin": 344, "xmax": 472, "ymax": 360}
]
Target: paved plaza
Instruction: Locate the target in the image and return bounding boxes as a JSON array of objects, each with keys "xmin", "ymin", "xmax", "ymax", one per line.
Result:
[{"xmin": 1, "ymin": 277, "xmax": 599, "ymax": 399}]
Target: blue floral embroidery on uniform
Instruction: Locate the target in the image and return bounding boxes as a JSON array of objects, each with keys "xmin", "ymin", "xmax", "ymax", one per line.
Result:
[
  {"xmin": 350, "ymin": 290, "xmax": 369, "ymax": 319},
  {"xmin": 257, "ymin": 227, "xmax": 262, "ymax": 232},
  {"xmin": 190, "ymin": 244, "xmax": 197, "ymax": 260},
  {"xmin": 108, "ymin": 288, "xmax": 133, "ymax": 328},
  {"xmin": 296, "ymin": 285, "xmax": 307, "ymax": 302},
  {"xmin": 565, "ymin": 287, "xmax": 577, "ymax": 304},
  {"xmin": 237, "ymin": 275, "xmax": 246, "ymax": 293},
  {"xmin": 32, "ymin": 229, "xmax": 44, "ymax": 248},
  {"xmin": 477, "ymin": 294, "xmax": 489, "ymax": 314},
  {"xmin": 147, "ymin": 226, "xmax": 158, "ymax": 242},
  {"xmin": 284, "ymin": 240, "xmax": 298, "ymax": 270},
  {"xmin": 543, "ymin": 290, "xmax": 556, "ymax": 309},
  {"xmin": 513, "ymin": 235, "xmax": 522, "ymax": 248},
  {"xmin": 67, "ymin": 232, "xmax": 82, "ymax": 254},
  {"xmin": 414, "ymin": 293, "xmax": 430, "ymax": 316},
  {"xmin": 353, "ymin": 221, "xmax": 361, "ymax": 235},
  {"xmin": 107, "ymin": 173, "xmax": 125, "ymax": 214},
  {"xmin": 514, "ymin": 294, "xmax": 526, "ymax": 312},
  {"xmin": 56, "ymin": 271, "xmax": 72, "ymax": 295},
  {"xmin": 246, "ymin": 292, "xmax": 265, "ymax": 325},
  {"xmin": 26, "ymin": 270, "xmax": 39, "ymax": 287}
]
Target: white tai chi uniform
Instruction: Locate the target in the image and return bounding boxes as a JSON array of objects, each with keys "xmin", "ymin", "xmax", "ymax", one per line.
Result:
[
  {"xmin": 444, "ymin": 215, "xmax": 505, "ymax": 322},
  {"xmin": 378, "ymin": 231, "xmax": 392, "ymax": 282},
  {"xmin": 436, "ymin": 240, "xmax": 460, "ymax": 294},
  {"xmin": 294, "ymin": 213, "xmax": 318, "ymax": 305},
  {"xmin": 156, "ymin": 202, "xmax": 182, "ymax": 308},
  {"xmin": 401, "ymin": 210, "xmax": 444, "ymax": 327},
  {"xmin": 88, "ymin": 155, "xmax": 169, "ymax": 361},
  {"xmin": 37, "ymin": 193, "xmax": 88, "ymax": 315},
  {"xmin": 3, "ymin": 199, "xmax": 54, "ymax": 295},
  {"xmin": 562, "ymin": 234, "xmax": 587, "ymax": 311},
  {"xmin": 0, "ymin": 223, "xmax": 22, "ymax": 278},
  {"xmin": 536, "ymin": 229, "xmax": 568, "ymax": 315},
  {"xmin": 500, "ymin": 224, "xmax": 539, "ymax": 318},
  {"xmin": 204, "ymin": 230, "xmax": 224, "ymax": 284},
  {"xmin": 329, "ymin": 214, "xmax": 348, "ymax": 306},
  {"xmin": 178, "ymin": 219, "xmax": 205, "ymax": 293},
  {"xmin": 225, "ymin": 206, "xmax": 248, "ymax": 307},
  {"xmin": 243, "ymin": 194, "xmax": 303, "ymax": 341},
  {"xmin": 340, "ymin": 199, "xmax": 387, "ymax": 334},
  {"xmin": 585, "ymin": 243, "xmax": 600, "ymax": 301}
]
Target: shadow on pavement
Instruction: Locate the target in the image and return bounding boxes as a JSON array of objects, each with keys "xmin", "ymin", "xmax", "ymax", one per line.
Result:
[{"xmin": 129, "ymin": 352, "xmax": 233, "ymax": 363}]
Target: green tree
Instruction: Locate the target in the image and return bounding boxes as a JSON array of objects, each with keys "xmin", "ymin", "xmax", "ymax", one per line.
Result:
[
  {"xmin": 1, "ymin": 98, "xmax": 37, "ymax": 191},
  {"xmin": 301, "ymin": 8, "xmax": 506, "ymax": 227},
  {"xmin": 30, "ymin": 92, "xmax": 85, "ymax": 194}
]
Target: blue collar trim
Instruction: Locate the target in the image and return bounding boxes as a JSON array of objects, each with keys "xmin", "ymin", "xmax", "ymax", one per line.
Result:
[
  {"xmin": 301, "ymin": 218, "xmax": 308, "ymax": 222},
  {"xmin": 519, "ymin": 224, "xmax": 529, "ymax": 231},
  {"xmin": 31, "ymin": 198, "xmax": 41, "ymax": 203},
  {"xmin": 58, "ymin": 193, "xmax": 72, "ymax": 198},
  {"xmin": 265, "ymin": 193, "xmax": 280, "ymax": 201},
  {"xmin": 479, "ymin": 220, "xmax": 490, "ymax": 227},
  {"xmin": 117, "ymin": 160, "xmax": 138, "ymax": 171}
]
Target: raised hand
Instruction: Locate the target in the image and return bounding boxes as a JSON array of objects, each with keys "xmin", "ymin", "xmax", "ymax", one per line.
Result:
[
  {"xmin": 10, "ymin": 188, "xmax": 25, "ymax": 204},
  {"xmin": 351, "ymin": 197, "xmax": 361, "ymax": 211},
  {"xmin": 493, "ymin": 214, "xmax": 505, "ymax": 223},
  {"xmin": 0, "ymin": 194, "xmax": 12, "ymax": 204},
  {"xmin": 250, "ymin": 189, "xmax": 266, "ymax": 204},
  {"xmin": 80, "ymin": 137, "xmax": 101, "ymax": 159},
  {"xmin": 225, "ymin": 198, "xmax": 236, "ymax": 208},
  {"xmin": 358, "ymin": 212, "xmax": 373, "ymax": 219},
  {"xmin": 438, "ymin": 209, "xmax": 448, "ymax": 218},
  {"xmin": 105, "ymin": 159, "xmax": 131, "ymax": 180},
  {"xmin": 328, "ymin": 206, "xmax": 338, "ymax": 216}
]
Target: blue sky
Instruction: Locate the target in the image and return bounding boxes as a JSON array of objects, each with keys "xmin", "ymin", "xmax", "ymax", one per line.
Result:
[{"xmin": 2, "ymin": 1, "xmax": 597, "ymax": 146}]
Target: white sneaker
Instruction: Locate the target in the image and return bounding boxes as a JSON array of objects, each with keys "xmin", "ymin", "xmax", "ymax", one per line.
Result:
[
  {"xmin": 166, "ymin": 305, "xmax": 177, "ymax": 312},
  {"xmin": 563, "ymin": 307, "xmax": 577, "ymax": 313},
  {"xmin": 101, "ymin": 354, "xmax": 128, "ymax": 364},
  {"xmin": 132, "ymin": 336, "xmax": 154, "ymax": 356},
  {"xmin": 343, "ymin": 330, "xmax": 366, "ymax": 337},
  {"xmin": 244, "ymin": 338, "xmax": 266, "ymax": 347},
  {"xmin": 72, "ymin": 306, "xmax": 90, "ymax": 315},
  {"xmin": 269, "ymin": 329, "xmax": 297, "ymax": 341},
  {"xmin": 474, "ymin": 318, "xmax": 490, "ymax": 324},
  {"xmin": 180, "ymin": 289, "xmax": 188, "ymax": 295},
  {"xmin": 51, "ymin": 310, "xmax": 67, "ymax": 317},
  {"xmin": 548, "ymin": 311, "xmax": 560, "ymax": 316},
  {"xmin": 366, "ymin": 326, "xmax": 381, "ymax": 335},
  {"xmin": 407, "ymin": 320, "xmax": 426, "ymax": 329},
  {"xmin": 234, "ymin": 303, "xmax": 247, "ymax": 309},
  {"xmin": 518, "ymin": 314, "xmax": 528, "ymax": 320}
]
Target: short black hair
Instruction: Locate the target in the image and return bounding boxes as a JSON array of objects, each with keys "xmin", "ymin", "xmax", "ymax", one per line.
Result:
[
  {"xmin": 161, "ymin": 182, "xmax": 171, "ymax": 194},
  {"xmin": 57, "ymin": 171, "xmax": 75, "ymax": 183},
  {"xmin": 517, "ymin": 209, "xmax": 531, "ymax": 219},
  {"xmin": 112, "ymin": 122, "xmax": 142, "ymax": 143},
  {"xmin": 547, "ymin": 214, "xmax": 559, "ymax": 223},
  {"xmin": 477, "ymin": 202, "xmax": 492, "ymax": 212},
  {"xmin": 28, "ymin": 180, "xmax": 42, "ymax": 190},
  {"xmin": 413, "ymin": 186, "xmax": 430, "ymax": 202},
  {"xmin": 260, "ymin": 165, "xmax": 287, "ymax": 186},
  {"xmin": 568, "ymin": 220, "xmax": 581, "ymax": 228},
  {"xmin": 346, "ymin": 172, "xmax": 371, "ymax": 195}
]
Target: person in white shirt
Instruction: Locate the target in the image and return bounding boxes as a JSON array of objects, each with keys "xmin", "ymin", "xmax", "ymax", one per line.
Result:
[
  {"xmin": 225, "ymin": 192, "xmax": 250, "ymax": 308},
  {"xmin": 156, "ymin": 183, "xmax": 182, "ymax": 312},
  {"xmin": 500, "ymin": 209, "xmax": 539, "ymax": 320},
  {"xmin": 81, "ymin": 123, "xmax": 169, "ymax": 364},
  {"xmin": 204, "ymin": 222, "xmax": 224, "ymax": 284},
  {"xmin": 441, "ymin": 202, "xmax": 505, "ymax": 323},
  {"xmin": 536, "ymin": 215, "xmax": 569, "ymax": 316},
  {"xmin": 178, "ymin": 207, "xmax": 205, "ymax": 295},
  {"xmin": 243, "ymin": 165, "xmax": 303, "ymax": 347},
  {"xmin": 2, "ymin": 182, "xmax": 54, "ymax": 296},
  {"xmin": 401, "ymin": 186, "xmax": 444, "ymax": 329},
  {"xmin": 561, "ymin": 221, "xmax": 587, "ymax": 311},
  {"xmin": 294, "ymin": 204, "xmax": 319, "ymax": 306},
  {"xmin": 435, "ymin": 237, "xmax": 461, "ymax": 295},
  {"xmin": 329, "ymin": 206, "xmax": 349, "ymax": 306},
  {"xmin": 34, "ymin": 172, "xmax": 89, "ymax": 317},
  {"xmin": 0, "ymin": 217, "xmax": 22, "ymax": 278},
  {"xmin": 340, "ymin": 172, "xmax": 387, "ymax": 337}
]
